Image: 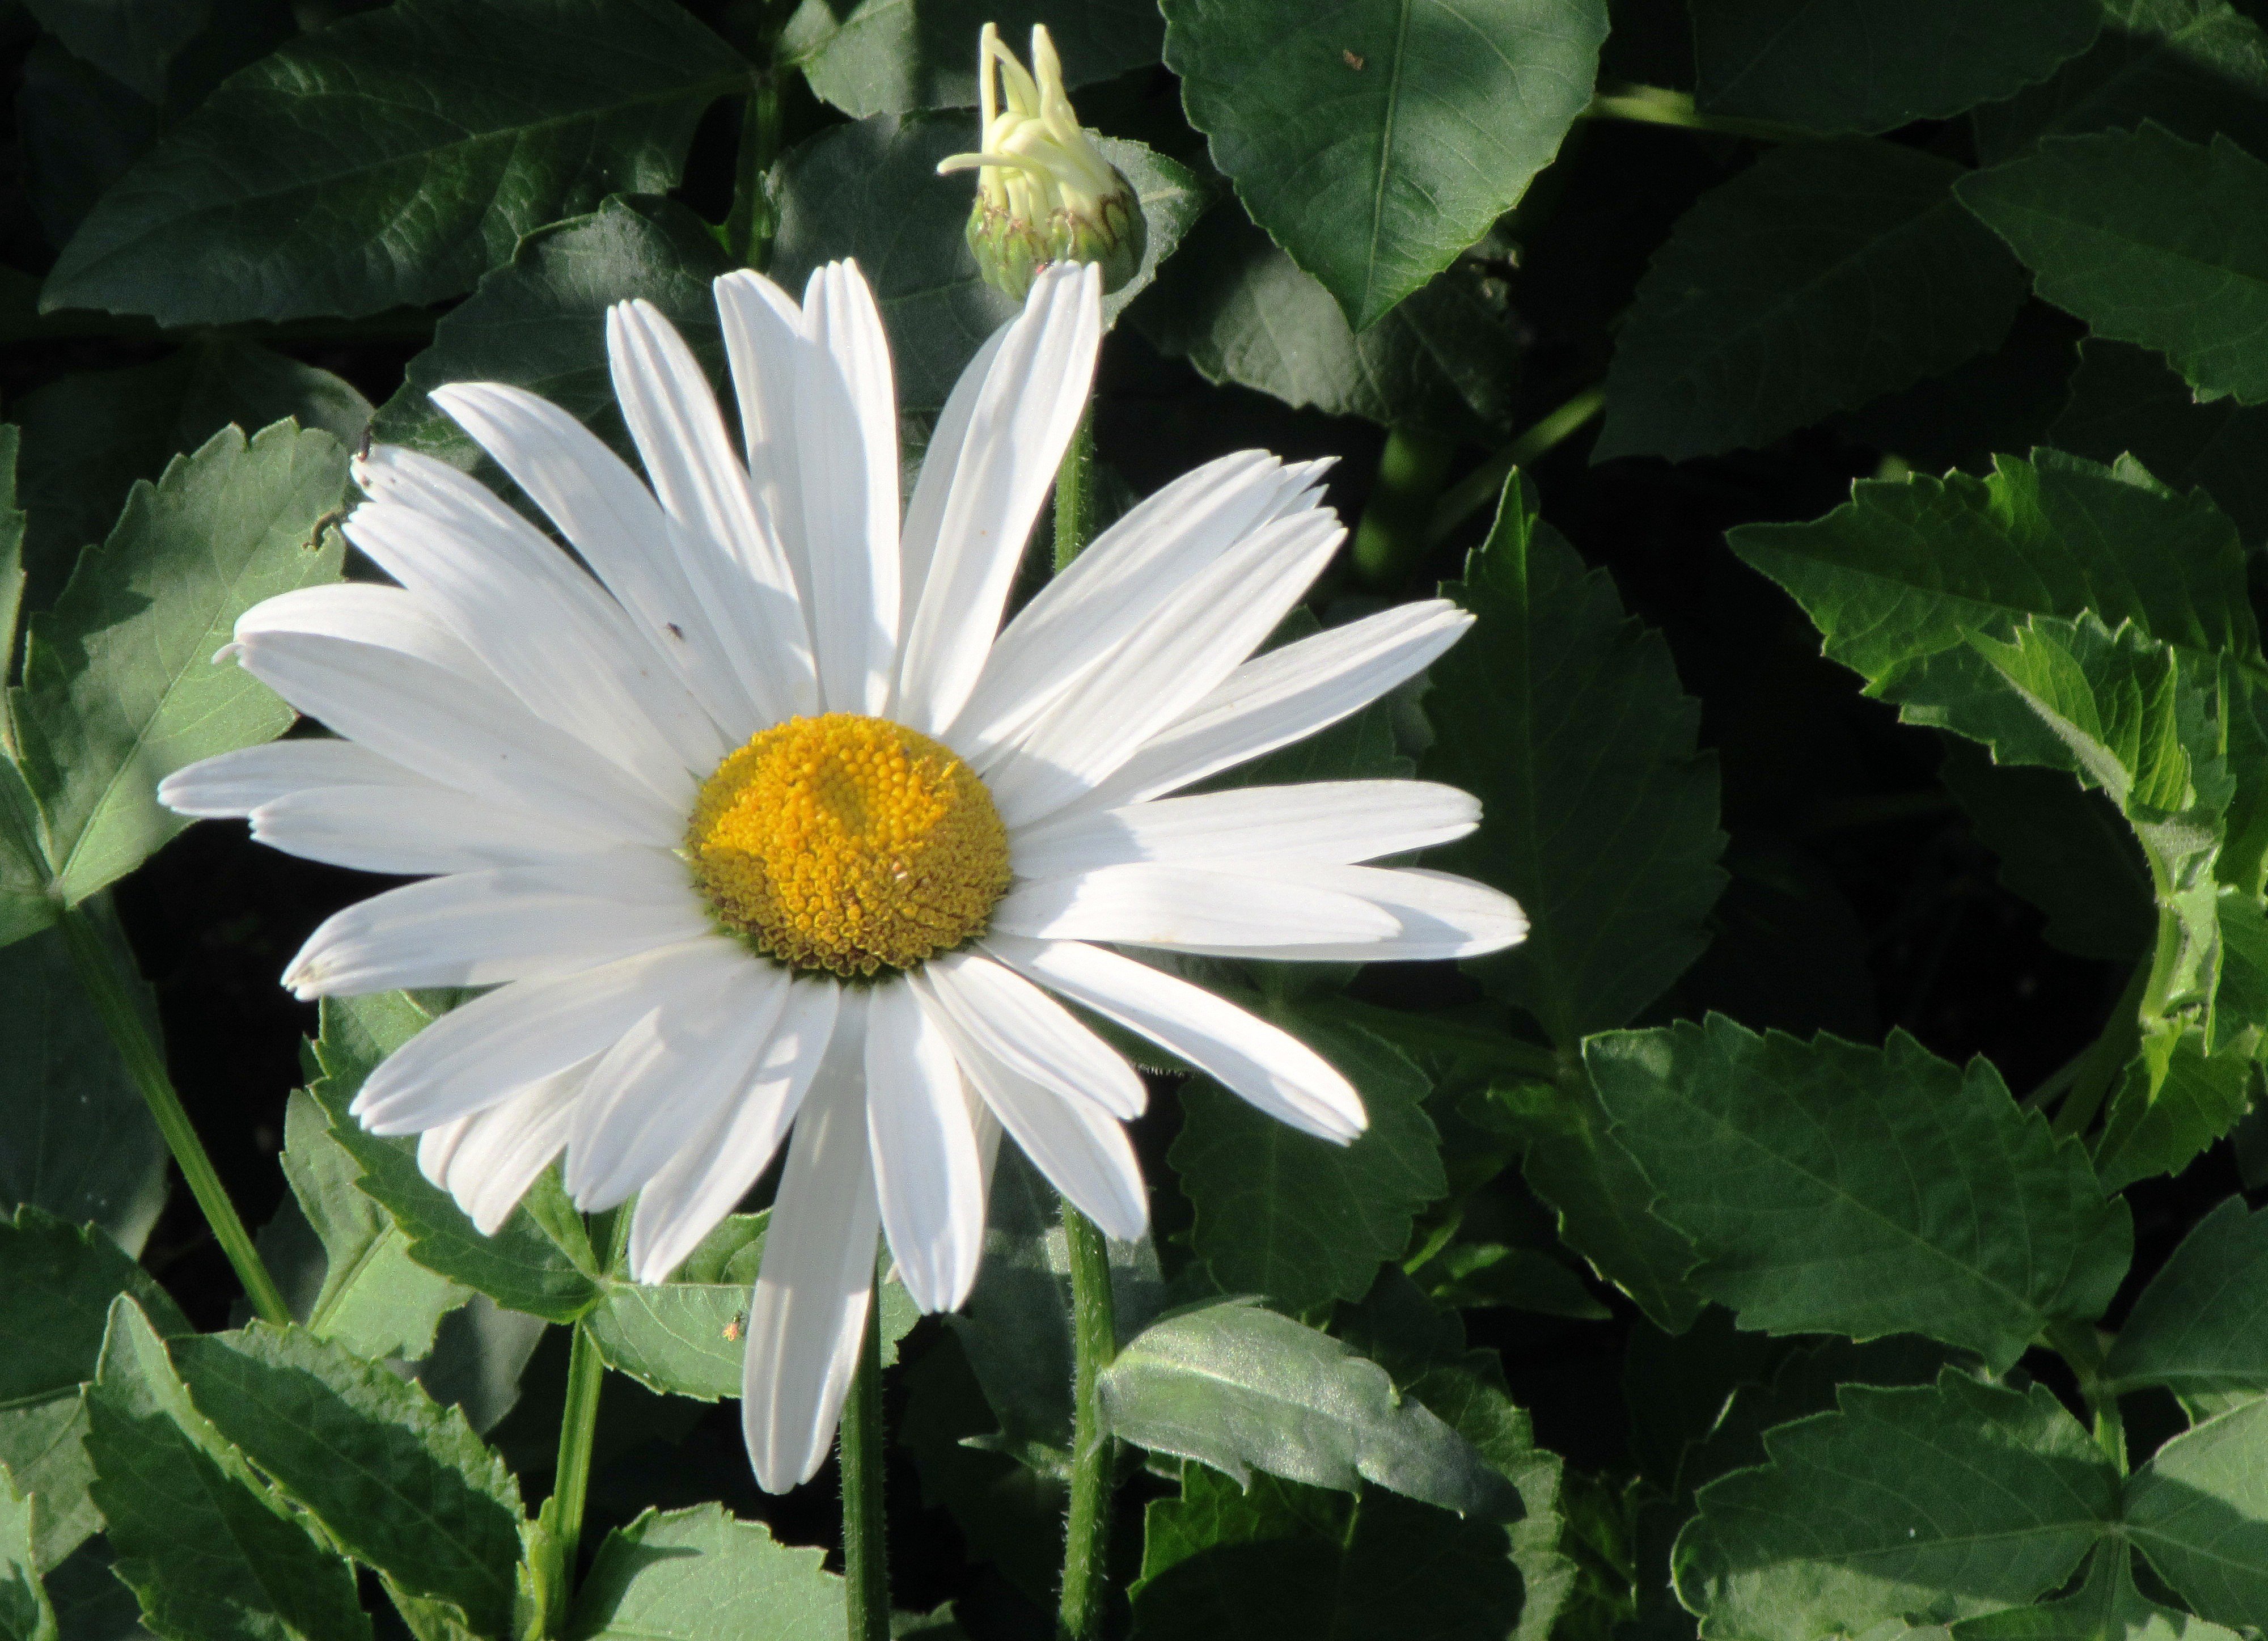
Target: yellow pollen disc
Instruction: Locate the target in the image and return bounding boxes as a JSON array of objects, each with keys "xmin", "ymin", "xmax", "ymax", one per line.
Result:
[{"xmin": 684, "ymin": 713, "xmax": 1011, "ymax": 978}]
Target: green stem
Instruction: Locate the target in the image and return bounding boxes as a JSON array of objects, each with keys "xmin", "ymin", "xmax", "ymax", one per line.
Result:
[
  {"xmin": 2045, "ymin": 1319, "xmax": 2126, "ymax": 1473},
  {"xmin": 1058, "ymin": 1201, "xmax": 1118, "ymax": 1641},
  {"xmin": 1426, "ymin": 386, "xmax": 1606, "ymax": 546},
  {"xmin": 840, "ymin": 1296, "xmax": 890, "ymax": 1641},
  {"xmin": 726, "ymin": 72, "xmax": 785, "ymax": 269},
  {"xmin": 1582, "ymin": 83, "xmax": 1810, "ymax": 142},
  {"xmin": 541, "ymin": 1208, "xmax": 621, "ymax": 1635},
  {"xmin": 2051, "ymin": 961, "xmax": 2150, "ymax": 1141},
  {"xmin": 1351, "ymin": 428, "xmax": 1457, "ymax": 587},
  {"xmin": 57, "ymin": 904, "xmax": 290, "ymax": 1326},
  {"xmin": 1052, "ymin": 409, "xmax": 1097, "ymax": 572}
]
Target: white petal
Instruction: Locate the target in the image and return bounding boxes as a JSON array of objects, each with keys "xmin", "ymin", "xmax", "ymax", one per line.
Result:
[
  {"xmin": 1189, "ymin": 864, "xmax": 1527, "ymax": 962},
  {"xmin": 796, "ymin": 261, "xmax": 900, "ymax": 714},
  {"xmin": 989, "ymin": 863, "xmax": 1399, "ymax": 954},
  {"xmin": 432, "ymin": 382, "xmax": 761, "ymax": 738},
  {"xmin": 608, "ymin": 299, "xmax": 818, "ymax": 722},
  {"xmin": 417, "ymin": 1058, "xmax": 594, "ymax": 1234},
  {"xmin": 713, "ymin": 270, "xmax": 811, "ymax": 608},
  {"xmin": 159, "ymin": 739, "xmax": 428, "ymax": 818},
  {"xmin": 283, "ymin": 848, "xmax": 710, "ymax": 999},
  {"xmin": 981, "ymin": 508, "xmax": 1347, "ymax": 826},
  {"xmin": 629, "ymin": 977, "xmax": 839, "ymax": 1283},
  {"xmin": 948, "ymin": 451, "xmax": 1329, "ymax": 757},
  {"xmin": 352, "ymin": 937, "xmax": 744, "ymax": 1135},
  {"xmin": 236, "ymin": 583, "xmax": 498, "ymax": 683},
  {"xmin": 744, "ymin": 990, "xmax": 880, "ymax": 1494},
  {"xmin": 1010, "ymin": 780, "xmax": 1480, "ymax": 879},
  {"xmin": 896, "ymin": 264, "xmax": 1102, "ymax": 734},
  {"xmin": 564, "ymin": 961, "xmax": 789, "ymax": 1211},
  {"xmin": 1074, "ymin": 602, "xmax": 1472, "ymax": 811},
  {"xmin": 231, "ymin": 631, "xmax": 682, "ymax": 846},
  {"xmin": 913, "ymin": 949, "xmax": 1145, "ymax": 1119},
  {"xmin": 249, "ymin": 785, "xmax": 619, "ymax": 876},
  {"xmin": 862, "ymin": 978, "xmax": 985, "ymax": 1314},
  {"xmin": 985, "ymin": 934, "xmax": 1366, "ymax": 1143},
  {"xmin": 895, "ymin": 323, "xmax": 1010, "ymax": 608},
  {"xmin": 916, "ymin": 995, "xmax": 1146, "ymax": 1242}
]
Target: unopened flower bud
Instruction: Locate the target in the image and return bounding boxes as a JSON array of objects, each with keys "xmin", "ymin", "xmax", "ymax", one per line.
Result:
[{"xmin": 936, "ymin": 23, "xmax": 1144, "ymax": 302}]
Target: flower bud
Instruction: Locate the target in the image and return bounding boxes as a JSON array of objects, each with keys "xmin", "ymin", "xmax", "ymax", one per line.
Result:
[{"xmin": 936, "ymin": 23, "xmax": 1144, "ymax": 302}]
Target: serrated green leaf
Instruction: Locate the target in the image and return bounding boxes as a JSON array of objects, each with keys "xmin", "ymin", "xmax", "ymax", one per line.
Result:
[
  {"xmin": 1693, "ymin": 0, "xmax": 2101, "ymax": 133},
  {"xmin": 86, "ymin": 1300, "xmax": 370, "ymax": 1641},
  {"xmin": 1162, "ymin": 0, "xmax": 1606, "ymax": 328},
  {"xmin": 168, "ymin": 1325, "xmax": 522, "ymax": 1638},
  {"xmin": 12, "ymin": 420, "xmax": 346, "ymax": 906},
  {"xmin": 2051, "ymin": 339, "xmax": 2268, "ymax": 545},
  {"xmin": 41, "ymin": 0, "xmax": 747, "ymax": 325},
  {"xmin": 2105, "ymin": 1196, "xmax": 2268, "ymax": 1407},
  {"xmin": 0, "ymin": 921, "xmax": 166, "ymax": 1255},
  {"xmin": 773, "ymin": 113, "xmax": 1204, "ymax": 414},
  {"xmin": 1098, "ymin": 1297, "xmax": 1517, "ymax": 1518},
  {"xmin": 0, "ymin": 1208, "xmax": 187, "ymax": 1572},
  {"xmin": 1132, "ymin": 208, "xmax": 1522, "ymax": 441},
  {"xmin": 1173, "ymin": 1014, "xmax": 1442, "ymax": 1313},
  {"xmin": 780, "ymin": 0, "xmax": 1161, "ymax": 117},
  {"xmin": 1425, "ymin": 472, "xmax": 1726, "ymax": 1046},
  {"xmin": 1953, "ymin": 1543, "xmax": 2244, "ymax": 1640},
  {"xmin": 1586, "ymin": 1018, "xmax": 2132, "ymax": 1369},
  {"xmin": 2093, "ymin": 1026, "xmax": 2254, "ymax": 1191},
  {"xmin": 566, "ymin": 1504, "xmax": 843, "ymax": 1640},
  {"xmin": 1597, "ymin": 140, "xmax": 2028, "ymax": 463},
  {"xmin": 309, "ymin": 995, "xmax": 599, "ymax": 1323},
  {"xmin": 1674, "ymin": 1372, "xmax": 2117, "ymax": 1639},
  {"xmin": 2123, "ymin": 1398, "xmax": 2268, "ymax": 1627},
  {"xmin": 0, "ymin": 1467, "xmax": 54, "ymax": 1641},
  {"xmin": 1958, "ymin": 125, "xmax": 2268, "ymax": 406}
]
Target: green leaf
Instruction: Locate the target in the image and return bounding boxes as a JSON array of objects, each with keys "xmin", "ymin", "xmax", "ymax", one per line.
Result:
[
  {"xmin": 1953, "ymin": 1543, "xmax": 2245, "ymax": 1640},
  {"xmin": 1173, "ymin": 1014, "xmax": 1444, "ymax": 1313},
  {"xmin": 2051, "ymin": 337, "xmax": 2268, "ymax": 544},
  {"xmin": 0, "ymin": 1208, "xmax": 188, "ymax": 1572},
  {"xmin": 272, "ymin": 1089, "xmax": 470, "ymax": 1362},
  {"xmin": 1097, "ymin": 1297, "xmax": 1518, "ymax": 1519},
  {"xmin": 781, "ymin": 0, "xmax": 1162, "ymax": 116},
  {"xmin": 1162, "ymin": 0, "xmax": 1607, "ymax": 328},
  {"xmin": 899, "ymin": 1333, "xmax": 1066, "ymax": 1605},
  {"xmin": 41, "ymin": 0, "xmax": 747, "ymax": 325},
  {"xmin": 13, "ymin": 420, "xmax": 347, "ymax": 906},
  {"xmin": 2105, "ymin": 1196, "xmax": 2268, "ymax": 1410},
  {"xmin": 85, "ymin": 1300, "xmax": 371, "ymax": 1641},
  {"xmin": 308, "ymin": 995, "xmax": 600, "ymax": 1323},
  {"xmin": 566, "ymin": 1504, "xmax": 843, "ymax": 1640},
  {"xmin": 0, "ymin": 1467, "xmax": 54, "ymax": 1641},
  {"xmin": 1596, "ymin": 140, "xmax": 2028, "ymax": 463},
  {"xmin": 1585, "ymin": 1017, "xmax": 2132, "ymax": 1370},
  {"xmin": 1131, "ymin": 208, "xmax": 1522, "ymax": 440},
  {"xmin": 168, "ymin": 1325, "xmax": 522, "ymax": 1638},
  {"xmin": 0, "ymin": 921, "xmax": 167, "ymax": 1255},
  {"xmin": 1957, "ymin": 125, "xmax": 2268, "ymax": 406},
  {"xmin": 773, "ymin": 113, "xmax": 1204, "ymax": 413},
  {"xmin": 1415, "ymin": 1241, "xmax": 1609, "ymax": 1319},
  {"xmin": 2092, "ymin": 1026, "xmax": 2255, "ymax": 1191},
  {"xmin": 2123, "ymin": 1398, "xmax": 2268, "ymax": 1627},
  {"xmin": 1674, "ymin": 1371, "xmax": 2117, "ymax": 1639},
  {"xmin": 1693, "ymin": 0, "xmax": 2102, "ymax": 133},
  {"xmin": 1424, "ymin": 472, "xmax": 1726, "ymax": 1046}
]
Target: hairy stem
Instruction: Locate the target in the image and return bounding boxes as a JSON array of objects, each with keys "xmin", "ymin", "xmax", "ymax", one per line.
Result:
[
  {"xmin": 727, "ymin": 71, "xmax": 785, "ymax": 269},
  {"xmin": 58, "ymin": 903, "xmax": 291, "ymax": 1326},
  {"xmin": 1352, "ymin": 428, "xmax": 1457, "ymax": 587},
  {"xmin": 1427, "ymin": 385, "xmax": 1606, "ymax": 545},
  {"xmin": 1059, "ymin": 1201, "xmax": 1119, "ymax": 1641},
  {"xmin": 542, "ymin": 1208, "xmax": 621, "ymax": 1634},
  {"xmin": 841, "ymin": 1296, "xmax": 890, "ymax": 1641},
  {"xmin": 1052, "ymin": 409, "xmax": 1097, "ymax": 572}
]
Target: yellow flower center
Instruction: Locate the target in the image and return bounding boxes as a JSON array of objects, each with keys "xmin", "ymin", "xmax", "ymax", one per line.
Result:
[{"xmin": 684, "ymin": 713, "xmax": 1010, "ymax": 978}]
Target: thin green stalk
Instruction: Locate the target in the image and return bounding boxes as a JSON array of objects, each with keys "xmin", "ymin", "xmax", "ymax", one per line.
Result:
[
  {"xmin": 57, "ymin": 903, "xmax": 291, "ymax": 1326},
  {"xmin": 1052, "ymin": 409, "xmax": 1097, "ymax": 572},
  {"xmin": 1582, "ymin": 83, "xmax": 1810, "ymax": 142},
  {"xmin": 1351, "ymin": 428, "xmax": 1456, "ymax": 587},
  {"xmin": 1426, "ymin": 385, "xmax": 1606, "ymax": 546},
  {"xmin": 840, "ymin": 1296, "xmax": 890, "ymax": 1641},
  {"xmin": 1058, "ymin": 1201, "xmax": 1118, "ymax": 1641},
  {"xmin": 541, "ymin": 1207, "xmax": 621, "ymax": 1635},
  {"xmin": 726, "ymin": 72, "xmax": 785, "ymax": 269}
]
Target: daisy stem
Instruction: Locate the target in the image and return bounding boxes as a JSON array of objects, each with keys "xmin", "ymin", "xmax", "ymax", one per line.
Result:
[
  {"xmin": 727, "ymin": 70, "xmax": 784, "ymax": 269},
  {"xmin": 541, "ymin": 1208, "xmax": 621, "ymax": 1634},
  {"xmin": 1052, "ymin": 408, "xmax": 1097, "ymax": 572},
  {"xmin": 1057, "ymin": 1200, "xmax": 1118, "ymax": 1641},
  {"xmin": 57, "ymin": 903, "xmax": 291, "ymax": 1327},
  {"xmin": 840, "ymin": 1296, "xmax": 891, "ymax": 1641}
]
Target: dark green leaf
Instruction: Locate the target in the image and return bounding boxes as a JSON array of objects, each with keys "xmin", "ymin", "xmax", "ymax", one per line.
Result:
[
  {"xmin": 14, "ymin": 420, "xmax": 348, "ymax": 906},
  {"xmin": 2123, "ymin": 1398, "xmax": 2268, "ymax": 1627},
  {"xmin": 1173, "ymin": 1014, "xmax": 1444, "ymax": 1313},
  {"xmin": 1953, "ymin": 1543, "xmax": 2244, "ymax": 1640},
  {"xmin": 1675, "ymin": 1372, "xmax": 2116, "ymax": 1638},
  {"xmin": 1098, "ymin": 1297, "xmax": 1517, "ymax": 1518},
  {"xmin": 0, "ymin": 1465, "xmax": 53, "ymax": 1641},
  {"xmin": 1694, "ymin": 0, "xmax": 2102, "ymax": 133},
  {"xmin": 1425, "ymin": 472, "xmax": 1726, "ymax": 1046},
  {"xmin": 2105, "ymin": 1196, "xmax": 2268, "ymax": 1408},
  {"xmin": 1162, "ymin": 0, "xmax": 1608, "ymax": 327},
  {"xmin": 170, "ymin": 1325, "xmax": 522, "ymax": 1639},
  {"xmin": 1958, "ymin": 125, "xmax": 2268, "ymax": 405},
  {"xmin": 2051, "ymin": 337, "xmax": 2268, "ymax": 544},
  {"xmin": 781, "ymin": 0, "xmax": 1162, "ymax": 116},
  {"xmin": 2092, "ymin": 1026, "xmax": 2254, "ymax": 1191},
  {"xmin": 1831, "ymin": 301, "xmax": 2082, "ymax": 476},
  {"xmin": 1131, "ymin": 209, "xmax": 1522, "ymax": 441},
  {"xmin": 1586, "ymin": 1017, "xmax": 2132, "ymax": 1369},
  {"xmin": 899, "ymin": 1333, "xmax": 1065, "ymax": 1606},
  {"xmin": 85, "ymin": 1301, "xmax": 370, "ymax": 1641},
  {"xmin": 411, "ymin": 1297, "xmax": 549, "ymax": 1437},
  {"xmin": 566, "ymin": 1505, "xmax": 843, "ymax": 1640},
  {"xmin": 41, "ymin": 0, "xmax": 747, "ymax": 325},
  {"xmin": 1415, "ymin": 1241, "xmax": 1610, "ymax": 1319}
]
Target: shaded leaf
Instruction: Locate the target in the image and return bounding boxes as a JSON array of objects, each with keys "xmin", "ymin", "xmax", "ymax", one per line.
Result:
[
  {"xmin": 566, "ymin": 1505, "xmax": 843, "ymax": 1640},
  {"xmin": 2123, "ymin": 1398, "xmax": 2268, "ymax": 1628},
  {"xmin": 1953, "ymin": 1543, "xmax": 2244, "ymax": 1640},
  {"xmin": 2092, "ymin": 1026, "xmax": 2255, "ymax": 1191},
  {"xmin": 0, "ymin": 1466, "xmax": 53, "ymax": 1641},
  {"xmin": 2105, "ymin": 1196, "xmax": 2268, "ymax": 1408},
  {"xmin": 899, "ymin": 1334, "xmax": 1065, "ymax": 1607},
  {"xmin": 2051, "ymin": 337, "xmax": 2268, "ymax": 544},
  {"xmin": 781, "ymin": 0, "xmax": 1162, "ymax": 116}
]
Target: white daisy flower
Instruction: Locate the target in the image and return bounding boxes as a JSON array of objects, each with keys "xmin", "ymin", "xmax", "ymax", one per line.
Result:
[{"xmin": 158, "ymin": 258, "xmax": 1526, "ymax": 1491}]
